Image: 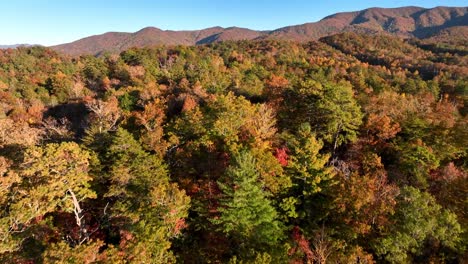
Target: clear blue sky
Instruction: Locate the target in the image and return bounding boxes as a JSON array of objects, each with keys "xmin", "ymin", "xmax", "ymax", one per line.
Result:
[{"xmin": 1, "ymin": 0, "xmax": 466, "ymax": 46}]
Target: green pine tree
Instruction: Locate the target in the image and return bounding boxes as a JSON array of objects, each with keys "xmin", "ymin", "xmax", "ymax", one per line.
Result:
[{"xmin": 213, "ymin": 150, "xmax": 285, "ymax": 258}]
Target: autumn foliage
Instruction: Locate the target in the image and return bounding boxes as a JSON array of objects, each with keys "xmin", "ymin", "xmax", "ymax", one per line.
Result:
[{"xmin": 0, "ymin": 34, "xmax": 466, "ymax": 263}]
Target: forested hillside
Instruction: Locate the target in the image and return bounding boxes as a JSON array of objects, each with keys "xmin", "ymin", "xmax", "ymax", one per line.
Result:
[
  {"xmin": 0, "ymin": 33, "xmax": 466, "ymax": 263},
  {"xmin": 50, "ymin": 6, "xmax": 468, "ymax": 56}
]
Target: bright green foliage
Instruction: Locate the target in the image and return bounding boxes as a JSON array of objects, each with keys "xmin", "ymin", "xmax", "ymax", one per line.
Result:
[
  {"xmin": 44, "ymin": 71, "xmax": 75, "ymax": 103},
  {"xmin": 284, "ymin": 79, "xmax": 362, "ymax": 150},
  {"xmin": 167, "ymin": 106, "xmax": 206, "ymax": 145},
  {"xmin": 0, "ymin": 142, "xmax": 95, "ymax": 253},
  {"xmin": 315, "ymin": 81, "xmax": 363, "ymax": 149},
  {"xmin": 213, "ymin": 151, "xmax": 284, "ymax": 257},
  {"xmin": 397, "ymin": 140, "xmax": 440, "ymax": 188},
  {"xmin": 81, "ymin": 55, "xmax": 109, "ymax": 89},
  {"xmin": 374, "ymin": 186, "xmax": 462, "ymax": 263},
  {"xmin": 208, "ymin": 92, "xmax": 257, "ymax": 152},
  {"xmin": 20, "ymin": 142, "xmax": 96, "ymax": 214},
  {"xmin": 280, "ymin": 123, "xmax": 335, "ymax": 232},
  {"xmin": 285, "ymin": 123, "xmax": 335, "ymax": 195},
  {"xmin": 104, "ymin": 128, "xmax": 190, "ymax": 262},
  {"xmin": 118, "ymin": 91, "xmax": 139, "ymax": 112},
  {"xmin": 105, "ymin": 128, "xmax": 167, "ymax": 198},
  {"xmin": 250, "ymin": 147, "xmax": 290, "ymax": 194}
]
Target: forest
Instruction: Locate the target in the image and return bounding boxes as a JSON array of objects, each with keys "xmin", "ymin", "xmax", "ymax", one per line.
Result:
[{"xmin": 0, "ymin": 32, "xmax": 466, "ymax": 263}]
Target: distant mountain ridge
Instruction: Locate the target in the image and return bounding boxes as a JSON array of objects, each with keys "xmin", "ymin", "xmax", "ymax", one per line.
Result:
[
  {"xmin": 51, "ymin": 26, "xmax": 267, "ymax": 55},
  {"xmin": 0, "ymin": 44, "xmax": 36, "ymax": 49},
  {"xmin": 51, "ymin": 6, "xmax": 468, "ymax": 55}
]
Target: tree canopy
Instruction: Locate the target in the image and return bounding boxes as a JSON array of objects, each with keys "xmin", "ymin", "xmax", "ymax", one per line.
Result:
[{"xmin": 0, "ymin": 34, "xmax": 466, "ymax": 262}]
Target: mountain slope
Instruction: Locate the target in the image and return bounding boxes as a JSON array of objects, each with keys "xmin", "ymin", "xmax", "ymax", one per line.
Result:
[
  {"xmin": 267, "ymin": 6, "xmax": 467, "ymax": 41},
  {"xmin": 51, "ymin": 6, "xmax": 468, "ymax": 55},
  {"xmin": 52, "ymin": 26, "xmax": 266, "ymax": 55}
]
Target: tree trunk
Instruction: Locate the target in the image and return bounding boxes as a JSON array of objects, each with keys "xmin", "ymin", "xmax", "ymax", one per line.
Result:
[{"xmin": 68, "ymin": 189, "xmax": 88, "ymax": 245}]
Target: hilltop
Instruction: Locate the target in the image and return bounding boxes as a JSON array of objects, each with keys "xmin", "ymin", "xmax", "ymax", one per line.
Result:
[{"xmin": 50, "ymin": 6, "xmax": 467, "ymax": 55}]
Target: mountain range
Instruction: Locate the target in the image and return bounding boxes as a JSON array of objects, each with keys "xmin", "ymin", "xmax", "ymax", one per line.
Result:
[
  {"xmin": 13, "ymin": 6, "xmax": 468, "ymax": 55},
  {"xmin": 0, "ymin": 44, "xmax": 36, "ymax": 49}
]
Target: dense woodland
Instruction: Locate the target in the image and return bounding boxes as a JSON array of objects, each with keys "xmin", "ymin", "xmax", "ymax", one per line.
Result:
[{"xmin": 0, "ymin": 32, "xmax": 466, "ymax": 263}]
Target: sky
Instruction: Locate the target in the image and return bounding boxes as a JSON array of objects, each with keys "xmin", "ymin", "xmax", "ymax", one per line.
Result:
[{"xmin": 1, "ymin": 0, "xmax": 466, "ymax": 46}]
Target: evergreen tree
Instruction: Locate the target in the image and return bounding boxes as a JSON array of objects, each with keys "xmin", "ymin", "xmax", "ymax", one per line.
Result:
[
  {"xmin": 213, "ymin": 150, "xmax": 285, "ymax": 258},
  {"xmin": 315, "ymin": 81, "xmax": 363, "ymax": 150},
  {"xmin": 285, "ymin": 123, "xmax": 335, "ymax": 196}
]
